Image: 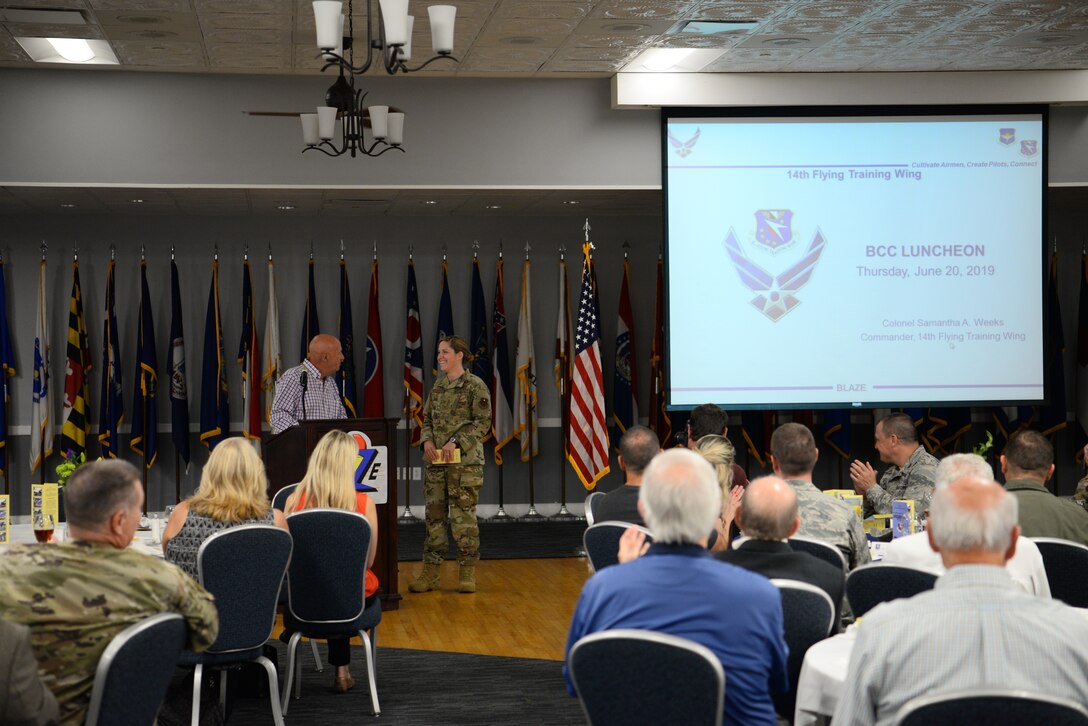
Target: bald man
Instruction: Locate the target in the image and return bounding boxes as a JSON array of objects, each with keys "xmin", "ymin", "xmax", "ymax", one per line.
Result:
[
  {"xmin": 270, "ymin": 334, "xmax": 347, "ymax": 434},
  {"xmin": 835, "ymin": 477, "xmax": 1088, "ymax": 726},
  {"xmin": 716, "ymin": 476, "xmax": 844, "ymax": 625}
]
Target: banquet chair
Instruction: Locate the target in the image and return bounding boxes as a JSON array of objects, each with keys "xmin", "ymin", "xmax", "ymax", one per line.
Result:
[
  {"xmin": 893, "ymin": 689, "xmax": 1088, "ymax": 726},
  {"xmin": 845, "ymin": 563, "xmax": 937, "ymax": 618},
  {"xmin": 271, "ymin": 483, "xmax": 299, "ymax": 512},
  {"xmin": 1031, "ymin": 537, "xmax": 1088, "ymax": 607},
  {"xmin": 788, "ymin": 536, "xmax": 848, "ymax": 573},
  {"xmin": 271, "ymin": 482, "xmax": 323, "ymax": 671},
  {"xmin": 178, "ymin": 524, "xmax": 293, "ymax": 726},
  {"xmin": 569, "ymin": 629, "xmax": 725, "ymax": 726},
  {"xmin": 85, "ymin": 613, "xmax": 187, "ymax": 726},
  {"xmin": 583, "ymin": 522, "xmax": 653, "ymax": 572},
  {"xmin": 770, "ymin": 579, "xmax": 836, "ymax": 723},
  {"xmin": 584, "ymin": 491, "xmax": 605, "ymax": 526},
  {"xmin": 282, "ymin": 508, "xmax": 381, "ymax": 716}
]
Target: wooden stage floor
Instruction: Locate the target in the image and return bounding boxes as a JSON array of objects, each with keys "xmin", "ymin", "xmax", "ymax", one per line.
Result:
[{"xmin": 275, "ymin": 558, "xmax": 592, "ymax": 662}]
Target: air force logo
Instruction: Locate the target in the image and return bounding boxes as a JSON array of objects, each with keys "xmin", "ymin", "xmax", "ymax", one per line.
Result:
[
  {"xmin": 723, "ymin": 213, "xmax": 827, "ymax": 322},
  {"xmin": 999, "ymin": 128, "xmax": 1016, "ymax": 146},
  {"xmin": 754, "ymin": 209, "xmax": 794, "ymax": 252},
  {"xmin": 1020, "ymin": 140, "xmax": 1038, "ymax": 157},
  {"xmin": 350, "ymin": 430, "xmax": 389, "ymax": 504},
  {"xmin": 667, "ymin": 128, "xmax": 700, "ymax": 158}
]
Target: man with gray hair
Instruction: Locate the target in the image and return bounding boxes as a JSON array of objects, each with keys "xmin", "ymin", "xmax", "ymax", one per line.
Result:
[
  {"xmin": 882, "ymin": 453, "xmax": 1050, "ymax": 596},
  {"xmin": 835, "ymin": 477, "xmax": 1088, "ymax": 726},
  {"xmin": 849, "ymin": 412, "xmax": 938, "ymax": 516},
  {"xmin": 717, "ymin": 476, "xmax": 846, "ymax": 624},
  {"xmin": 564, "ymin": 449, "xmax": 788, "ymax": 726},
  {"xmin": 594, "ymin": 425, "xmax": 659, "ymax": 526},
  {"xmin": 0, "ymin": 460, "xmax": 219, "ymax": 724}
]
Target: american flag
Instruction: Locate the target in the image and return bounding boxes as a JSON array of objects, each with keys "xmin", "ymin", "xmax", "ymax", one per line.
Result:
[
  {"xmin": 568, "ymin": 245, "xmax": 610, "ymax": 490},
  {"xmin": 404, "ymin": 260, "xmax": 424, "ymax": 445}
]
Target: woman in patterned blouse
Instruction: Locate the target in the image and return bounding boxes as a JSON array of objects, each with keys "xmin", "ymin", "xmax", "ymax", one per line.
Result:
[{"xmin": 162, "ymin": 438, "xmax": 288, "ymax": 578}]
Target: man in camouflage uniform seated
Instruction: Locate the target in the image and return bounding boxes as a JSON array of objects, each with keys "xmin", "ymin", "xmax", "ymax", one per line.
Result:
[
  {"xmin": 849, "ymin": 412, "xmax": 938, "ymax": 517},
  {"xmin": 0, "ymin": 460, "xmax": 219, "ymax": 725},
  {"xmin": 769, "ymin": 422, "xmax": 870, "ymax": 570},
  {"xmin": 411, "ymin": 335, "xmax": 492, "ymax": 594}
]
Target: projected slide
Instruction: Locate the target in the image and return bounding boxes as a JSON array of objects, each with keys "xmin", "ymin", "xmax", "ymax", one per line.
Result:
[{"xmin": 665, "ymin": 110, "xmax": 1045, "ymax": 409}]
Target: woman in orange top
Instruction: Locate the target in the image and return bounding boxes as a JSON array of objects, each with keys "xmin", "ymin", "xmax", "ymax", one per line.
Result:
[{"xmin": 283, "ymin": 430, "xmax": 379, "ymax": 694}]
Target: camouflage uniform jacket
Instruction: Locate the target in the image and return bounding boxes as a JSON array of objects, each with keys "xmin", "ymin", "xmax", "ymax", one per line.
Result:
[
  {"xmin": 421, "ymin": 371, "xmax": 492, "ymax": 467},
  {"xmin": 786, "ymin": 479, "xmax": 871, "ymax": 570},
  {"xmin": 0, "ymin": 540, "xmax": 219, "ymax": 726},
  {"xmin": 1075, "ymin": 474, "xmax": 1088, "ymax": 510},
  {"xmin": 864, "ymin": 445, "xmax": 938, "ymax": 517}
]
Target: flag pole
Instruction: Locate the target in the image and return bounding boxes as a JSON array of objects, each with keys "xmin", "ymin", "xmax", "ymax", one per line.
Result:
[
  {"xmin": 521, "ymin": 242, "xmax": 544, "ymax": 520},
  {"xmin": 1, "ymin": 246, "xmax": 6, "ymax": 496},
  {"xmin": 553, "ymin": 244, "xmax": 575, "ymax": 520},
  {"xmin": 400, "ymin": 243, "xmax": 417, "ymax": 522},
  {"xmin": 492, "ymin": 242, "xmax": 512, "ymax": 521},
  {"xmin": 141, "ymin": 246, "xmax": 149, "ymax": 512},
  {"xmin": 39, "ymin": 241, "xmax": 47, "ymax": 486}
]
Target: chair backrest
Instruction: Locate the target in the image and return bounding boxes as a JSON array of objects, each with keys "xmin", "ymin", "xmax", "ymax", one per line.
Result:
[
  {"xmin": 845, "ymin": 563, "xmax": 937, "ymax": 618},
  {"xmin": 286, "ymin": 508, "xmax": 372, "ymax": 624},
  {"xmin": 197, "ymin": 523, "xmax": 293, "ymax": 653},
  {"xmin": 569, "ymin": 629, "xmax": 724, "ymax": 726},
  {"xmin": 1031, "ymin": 537, "xmax": 1088, "ymax": 608},
  {"xmin": 272, "ymin": 483, "xmax": 299, "ymax": 512},
  {"xmin": 770, "ymin": 579, "xmax": 835, "ymax": 720},
  {"xmin": 788, "ymin": 536, "xmax": 848, "ymax": 573},
  {"xmin": 894, "ymin": 688, "xmax": 1088, "ymax": 726},
  {"xmin": 85, "ymin": 613, "xmax": 188, "ymax": 726},
  {"xmin": 585, "ymin": 491, "xmax": 605, "ymax": 526},
  {"xmin": 583, "ymin": 522, "xmax": 653, "ymax": 572}
]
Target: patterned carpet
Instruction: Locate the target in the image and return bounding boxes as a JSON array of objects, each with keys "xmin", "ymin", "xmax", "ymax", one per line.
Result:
[{"xmin": 227, "ymin": 643, "xmax": 585, "ymax": 725}]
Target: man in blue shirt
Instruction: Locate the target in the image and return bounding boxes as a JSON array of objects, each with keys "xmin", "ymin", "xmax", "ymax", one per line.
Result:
[{"xmin": 564, "ymin": 448, "xmax": 789, "ymax": 726}]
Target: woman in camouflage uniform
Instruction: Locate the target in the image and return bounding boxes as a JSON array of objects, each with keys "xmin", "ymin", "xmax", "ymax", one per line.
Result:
[{"xmin": 409, "ymin": 335, "xmax": 492, "ymax": 594}]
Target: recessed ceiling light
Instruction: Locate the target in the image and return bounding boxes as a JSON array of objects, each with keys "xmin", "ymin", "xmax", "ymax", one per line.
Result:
[
  {"xmin": 131, "ymin": 198, "xmax": 144, "ymax": 204},
  {"xmin": 563, "ymin": 200, "xmax": 580, "ymax": 205},
  {"xmin": 423, "ymin": 200, "xmax": 438, "ymax": 205},
  {"xmin": 672, "ymin": 20, "xmax": 759, "ymax": 35},
  {"xmin": 277, "ymin": 204, "xmax": 296, "ymax": 210},
  {"xmin": 15, "ymin": 37, "xmax": 119, "ymax": 65},
  {"xmin": 60, "ymin": 203, "xmax": 77, "ymax": 208},
  {"xmin": 486, "ymin": 204, "xmax": 501, "ymax": 210}
]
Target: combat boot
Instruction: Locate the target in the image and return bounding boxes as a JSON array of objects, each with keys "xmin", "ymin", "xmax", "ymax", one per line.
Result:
[
  {"xmin": 458, "ymin": 565, "xmax": 476, "ymax": 593},
  {"xmin": 408, "ymin": 563, "xmax": 441, "ymax": 593}
]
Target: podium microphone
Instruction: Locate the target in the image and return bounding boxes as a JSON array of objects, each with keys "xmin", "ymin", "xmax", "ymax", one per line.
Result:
[{"xmin": 299, "ymin": 369, "xmax": 309, "ymax": 421}]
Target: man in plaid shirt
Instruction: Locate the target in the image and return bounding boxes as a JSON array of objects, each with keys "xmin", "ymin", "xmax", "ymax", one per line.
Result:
[{"xmin": 270, "ymin": 334, "xmax": 346, "ymax": 434}]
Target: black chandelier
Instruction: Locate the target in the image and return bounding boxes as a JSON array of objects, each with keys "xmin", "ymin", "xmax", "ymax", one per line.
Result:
[{"xmin": 300, "ymin": 0, "xmax": 458, "ymax": 158}]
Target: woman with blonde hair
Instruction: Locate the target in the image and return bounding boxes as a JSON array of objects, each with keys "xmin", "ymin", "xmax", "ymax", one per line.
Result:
[
  {"xmin": 695, "ymin": 434, "xmax": 744, "ymax": 552},
  {"xmin": 163, "ymin": 437, "xmax": 287, "ymax": 578},
  {"xmin": 282, "ymin": 429, "xmax": 379, "ymax": 694}
]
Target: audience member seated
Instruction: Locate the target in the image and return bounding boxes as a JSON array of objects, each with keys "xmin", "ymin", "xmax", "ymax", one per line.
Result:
[
  {"xmin": 769, "ymin": 423, "xmax": 870, "ymax": 569},
  {"xmin": 564, "ymin": 448, "xmax": 788, "ymax": 726},
  {"xmin": 0, "ymin": 460, "xmax": 218, "ymax": 725},
  {"xmin": 594, "ymin": 425, "xmax": 659, "ymax": 526},
  {"xmin": 686, "ymin": 403, "xmax": 750, "ymax": 489},
  {"xmin": 849, "ymin": 412, "xmax": 938, "ymax": 516},
  {"xmin": 162, "ymin": 438, "xmax": 288, "ymax": 578},
  {"xmin": 0, "ymin": 620, "xmax": 59, "ymax": 726},
  {"xmin": 834, "ymin": 476, "xmax": 1088, "ymax": 726},
  {"xmin": 717, "ymin": 476, "xmax": 845, "ymax": 625},
  {"xmin": 694, "ymin": 434, "xmax": 744, "ymax": 550},
  {"xmin": 1000, "ymin": 430, "xmax": 1088, "ymax": 547},
  {"xmin": 883, "ymin": 453, "xmax": 1050, "ymax": 597},
  {"xmin": 282, "ymin": 430, "xmax": 380, "ymax": 694}
]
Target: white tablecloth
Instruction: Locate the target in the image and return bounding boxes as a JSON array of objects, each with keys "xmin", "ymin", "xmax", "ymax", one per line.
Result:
[
  {"xmin": 794, "ymin": 630, "xmax": 857, "ymax": 726},
  {"xmin": 2, "ymin": 522, "xmax": 164, "ymax": 557}
]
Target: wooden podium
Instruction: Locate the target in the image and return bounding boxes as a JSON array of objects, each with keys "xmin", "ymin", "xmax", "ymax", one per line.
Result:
[{"xmin": 265, "ymin": 417, "xmax": 402, "ymax": 610}]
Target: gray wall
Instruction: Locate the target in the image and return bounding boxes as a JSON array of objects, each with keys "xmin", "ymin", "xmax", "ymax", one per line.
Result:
[{"xmin": 0, "ymin": 69, "xmax": 659, "ymax": 187}]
